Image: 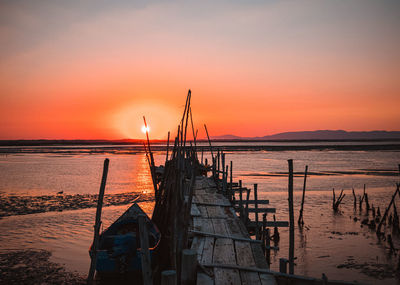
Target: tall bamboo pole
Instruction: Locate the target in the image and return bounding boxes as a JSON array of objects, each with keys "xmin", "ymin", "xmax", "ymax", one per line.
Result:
[
  {"xmin": 288, "ymin": 159, "xmax": 295, "ymax": 274},
  {"xmin": 87, "ymin": 158, "xmax": 109, "ymax": 284}
]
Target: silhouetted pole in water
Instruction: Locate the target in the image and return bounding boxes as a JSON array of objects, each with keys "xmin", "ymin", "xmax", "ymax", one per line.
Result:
[
  {"xmin": 332, "ymin": 189, "xmax": 345, "ymax": 211},
  {"xmin": 288, "ymin": 159, "xmax": 294, "ymax": 274},
  {"xmin": 165, "ymin": 131, "xmax": 170, "ymax": 164},
  {"xmin": 377, "ymin": 184, "xmax": 400, "ymax": 235},
  {"xmin": 204, "ymin": 124, "xmax": 214, "ymax": 161},
  {"xmin": 352, "ymin": 188, "xmax": 357, "ymax": 209},
  {"xmin": 298, "ymin": 165, "xmax": 308, "ymax": 226},
  {"xmin": 87, "ymin": 158, "xmax": 109, "ymax": 284}
]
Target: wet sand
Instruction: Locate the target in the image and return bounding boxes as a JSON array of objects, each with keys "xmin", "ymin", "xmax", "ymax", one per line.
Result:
[
  {"xmin": 0, "ymin": 192, "xmax": 154, "ymax": 218},
  {"xmin": 0, "ymin": 249, "xmax": 85, "ymax": 284}
]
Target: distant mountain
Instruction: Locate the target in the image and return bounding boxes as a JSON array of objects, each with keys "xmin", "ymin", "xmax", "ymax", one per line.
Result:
[{"xmin": 211, "ymin": 130, "xmax": 400, "ymax": 140}]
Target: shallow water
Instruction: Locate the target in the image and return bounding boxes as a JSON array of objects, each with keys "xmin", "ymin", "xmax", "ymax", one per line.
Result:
[{"xmin": 0, "ymin": 147, "xmax": 399, "ymax": 284}]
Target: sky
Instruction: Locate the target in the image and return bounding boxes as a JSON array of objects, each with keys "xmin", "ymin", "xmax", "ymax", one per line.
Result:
[{"xmin": 0, "ymin": 0, "xmax": 399, "ymax": 140}]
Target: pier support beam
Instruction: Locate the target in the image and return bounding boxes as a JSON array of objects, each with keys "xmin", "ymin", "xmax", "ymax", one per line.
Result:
[{"xmin": 181, "ymin": 249, "xmax": 197, "ymax": 285}]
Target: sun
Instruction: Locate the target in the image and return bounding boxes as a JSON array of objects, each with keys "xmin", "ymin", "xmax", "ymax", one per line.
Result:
[{"xmin": 141, "ymin": 125, "xmax": 150, "ymax": 134}]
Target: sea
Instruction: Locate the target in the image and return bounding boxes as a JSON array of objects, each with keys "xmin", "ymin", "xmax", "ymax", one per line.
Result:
[{"xmin": 0, "ymin": 141, "xmax": 399, "ymax": 284}]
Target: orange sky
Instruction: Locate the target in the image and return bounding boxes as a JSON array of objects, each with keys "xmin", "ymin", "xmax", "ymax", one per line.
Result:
[{"xmin": 1, "ymin": 1, "xmax": 399, "ymax": 140}]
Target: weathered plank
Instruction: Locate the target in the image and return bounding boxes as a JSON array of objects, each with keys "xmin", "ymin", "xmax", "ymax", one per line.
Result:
[
  {"xmin": 237, "ymin": 208, "xmax": 276, "ymax": 213},
  {"xmin": 190, "ymin": 230, "xmax": 262, "ymax": 244},
  {"xmin": 207, "ymin": 206, "xmax": 226, "ymax": 219},
  {"xmin": 197, "ymin": 206, "xmax": 209, "ymax": 218},
  {"xmin": 233, "ymin": 200, "xmax": 269, "ymax": 205},
  {"xmin": 213, "ymin": 238, "xmax": 241, "ymax": 285},
  {"xmin": 248, "ymin": 221, "xmax": 289, "ymax": 228},
  {"xmin": 191, "ymin": 203, "xmax": 202, "ymax": 216},
  {"xmin": 235, "ymin": 241, "xmax": 260, "ymax": 285}
]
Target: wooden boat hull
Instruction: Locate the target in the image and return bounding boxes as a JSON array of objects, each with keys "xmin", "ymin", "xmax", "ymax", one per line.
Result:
[{"xmin": 91, "ymin": 203, "xmax": 160, "ymax": 275}]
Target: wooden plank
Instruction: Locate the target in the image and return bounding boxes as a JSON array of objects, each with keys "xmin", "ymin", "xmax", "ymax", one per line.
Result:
[
  {"xmin": 213, "ymin": 238, "xmax": 241, "ymax": 285},
  {"xmin": 233, "ymin": 200, "xmax": 269, "ymax": 205},
  {"xmin": 235, "ymin": 241, "xmax": 261, "ymax": 285},
  {"xmin": 194, "ymin": 202, "xmax": 231, "ymax": 207},
  {"xmin": 251, "ymin": 242, "xmax": 269, "ymax": 269},
  {"xmin": 201, "ymin": 237, "xmax": 215, "ymax": 264},
  {"xmin": 197, "ymin": 272, "xmax": 214, "ymax": 285},
  {"xmin": 191, "ymin": 236, "xmax": 205, "ymax": 262},
  {"xmin": 190, "ymin": 230, "xmax": 262, "ymax": 244},
  {"xmin": 259, "ymin": 274, "xmax": 277, "ymax": 285},
  {"xmin": 212, "ymin": 219, "xmax": 228, "ymax": 235},
  {"xmin": 248, "ymin": 221, "xmax": 289, "ymax": 228},
  {"xmin": 191, "ymin": 203, "xmax": 202, "ymax": 217},
  {"xmin": 236, "ymin": 208, "xmax": 276, "ymax": 213},
  {"xmin": 197, "ymin": 205, "xmax": 209, "ymax": 218},
  {"xmin": 200, "ymin": 218, "xmax": 215, "ymax": 265},
  {"xmin": 207, "ymin": 206, "xmax": 226, "ymax": 219}
]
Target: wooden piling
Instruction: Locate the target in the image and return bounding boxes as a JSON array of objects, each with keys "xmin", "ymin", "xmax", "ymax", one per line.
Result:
[
  {"xmin": 239, "ymin": 180, "xmax": 243, "ymax": 220},
  {"xmin": 166, "ymin": 131, "xmax": 170, "ymax": 164},
  {"xmin": 245, "ymin": 188, "xmax": 251, "ymax": 224},
  {"xmin": 352, "ymin": 188, "xmax": 356, "ymax": 209},
  {"xmin": 298, "ymin": 165, "xmax": 308, "ymax": 225},
  {"xmin": 254, "ymin": 184, "xmax": 259, "ymax": 239},
  {"xmin": 87, "ymin": 158, "xmax": 109, "ymax": 284},
  {"xmin": 181, "ymin": 249, "xmax": 197, "ymax": 285},
  {"xmin": 138, "ymin": 214, "xmax": 153, "ymax": 285},
  {"xmin": 217, "ymin": 149, "xmax": 220, "ymax": 181},
  {"xmin": 204, "ymin": 124, "xmax": 214, "ymax": 161},
  {"xmin": 288, "ymin": 159, "xmax": 295, "ymax": 275},
  {"xmin": 230, "ymin": 161, "xmax": 233, "ymax": 202},
  {"xmin": 279, "ymin": 258, "xmax": 287, "ymax": 274},
  {"xmin": 161, "ymin": 270, "xmax": 177, "ymax": 285}
]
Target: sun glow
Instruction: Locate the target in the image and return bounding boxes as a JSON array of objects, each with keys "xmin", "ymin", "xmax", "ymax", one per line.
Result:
[
  {"xmin": 141, "ymin": 125, "xmax": 150, "ymax": 134},
  {"xmin": 113, "ymin": 102, "xmax": 181, "ymax": 139}
]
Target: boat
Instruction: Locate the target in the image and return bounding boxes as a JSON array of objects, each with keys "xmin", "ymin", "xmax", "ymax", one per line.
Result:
[{"xmin": 90, "ymin": 203, "xmax": 161, "ymax": 276}]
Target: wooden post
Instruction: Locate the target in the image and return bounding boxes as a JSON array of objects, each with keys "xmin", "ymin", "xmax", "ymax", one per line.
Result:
[
  {"xmin": 87, "ymin": 158, "xmax": 109, "ymax": 284},
  {"xmin": 165, "ymin": 131, "xmax": 170, "ymax": 164},
  {"xmin": 138, "ymin": 214, "xmax": 153, "ymax": 285},
  {"xmin": 224, "ymin": 165, "xmax": 228, "ymax": 196},
  {"xmin": 230, "ymin": 161, "xmax": 233, "ymax": 201},
  {"xmin": 162, "ymin": 270, "xmax": 177, "ymax": 285},
  {"xmin": 201, "ymin": 148, "xmax": 204, "ymax": 165},
  {"xmin": 217, "ymin": 149, "xmax": 220, "ymax": 182},
  {"xmin": 181, "ymin": 249, "xmax": 197, "ymax": 285},
  {"xmin": 204, "ymin": 124, "xmax": 214, "ymax": 161},
  {"xmin": 352, "ymin": 188, "xmax": 356, "ymax": 209},
  {"xmin": 266, "ymin": 228, "xmax": 271, "ymax": 266},
  {"xmin": 288, "ymin": 159, "xmax": 295, "ymax": 275},
  {"xmin": 262, "ymin": 213, "xmax": 266, "ymax": 254},
  {"xmin": 254, "ymin": 184, "xmax": 259, "ymax": 240},
  {"xmin": 245, "ymin": 188, "xmax": 250, "ymax": 224},
  {"xmin": 279, "ymin": 258, "xmax": 287, "ymax": 274},
  {"xmin": 298, "ymin": 165, "xmax": 308, "ymax": 225},
  {"xmin": 222, "ymin": 152, "xmax": 226, "ymax": 193},
  {"xmin": 239, "ymin": 180, "xmax": 243, "ymax": 220}
]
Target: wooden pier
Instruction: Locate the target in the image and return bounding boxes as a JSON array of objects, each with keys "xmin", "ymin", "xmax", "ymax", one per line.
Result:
[
  {"xmin": 138, "ymin": 90, "xmax": 354, "ymax": 285},
  {"xmin": 190, "ymin": 176, "xmax": 277, "ymax": 285}
]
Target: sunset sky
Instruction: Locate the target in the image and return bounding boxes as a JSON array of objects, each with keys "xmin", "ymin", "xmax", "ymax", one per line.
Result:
[{"xmin": 1, "ymin": 0, "xmax": 399, "ymax": 140}]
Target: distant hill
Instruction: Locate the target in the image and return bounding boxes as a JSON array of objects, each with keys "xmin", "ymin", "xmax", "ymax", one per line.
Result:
[{"xmin": 211, "ymin": 130, "xmax": 400, "ymax": 140}]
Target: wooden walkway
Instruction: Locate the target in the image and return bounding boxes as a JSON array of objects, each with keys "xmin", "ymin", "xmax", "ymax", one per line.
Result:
[{"xmin": 190, "ymin": 176, "xmax": 277, "ymax": 285}]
